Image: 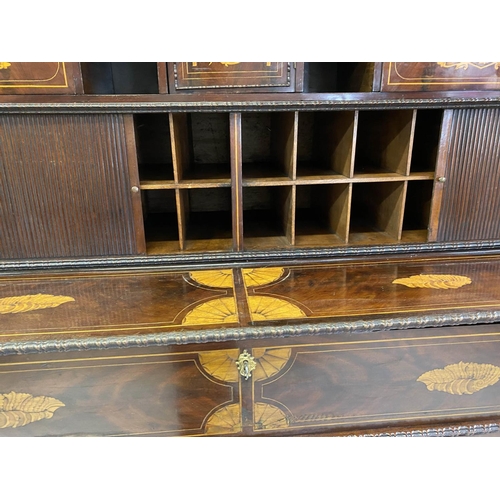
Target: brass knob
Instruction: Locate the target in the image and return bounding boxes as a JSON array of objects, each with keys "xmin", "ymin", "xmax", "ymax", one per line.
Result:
[{"xmin": 131, "ymin": 186, "xmax": 140, "ymax": 193}]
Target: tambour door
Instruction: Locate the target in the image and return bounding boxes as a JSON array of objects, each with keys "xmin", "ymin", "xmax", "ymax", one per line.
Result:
[
  {"xmin": 0, "ymin": 113, "xmax": 145, "ymax": 259},
  {"xmin": 430, "ymin": 108, "xmax": 500, "ymax": 242}
]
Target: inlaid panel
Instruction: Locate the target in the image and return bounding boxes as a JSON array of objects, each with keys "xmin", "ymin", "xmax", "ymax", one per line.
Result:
[
  {"xmin": 0, "ymin": 348, "xmax": 241, "ymax": 436},
  {"xmin": 0, "ymin": 62, "xmax": 82, "ymax": 94},
  {"xmin": 3, "ymin": 257, "xmax": 500, "ymax": 345},
  {"xmin": 381, "ymin": 62, "xmax": 500, "ymax": 91},
  {"xmin": 167, "ymin": 62, "xmax": 299, "ymax": 93},
  {"xmin": 241, "ymin": 257, "xmax": 500, "ymax": 325},
  {"xmin": 0, "ymin": 269, "xmax": 238, "ymax": 343},
  {"xmin": 252, "ymin": 331, "xmax": 500, "ymax": 434}
]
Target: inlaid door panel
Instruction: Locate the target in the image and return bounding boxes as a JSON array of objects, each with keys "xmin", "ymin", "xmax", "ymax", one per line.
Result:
[
  {"xmin": 0, "ymin": 62, "xmax": 82, "ymax": 95},
  {"xmin": 0, "ymin": 348, "xmax": 242, "ymax": 436},
  {"xmin": 251, "ymin": 332, "xmax": 500, "ymax": 434}
]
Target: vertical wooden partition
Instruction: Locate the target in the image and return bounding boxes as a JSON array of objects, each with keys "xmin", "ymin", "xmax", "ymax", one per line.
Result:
[
  {"xmin": 131, "ymin": 108, "xmax": 444, "ymax": 255},
  {"xmin": 230, "ymin": 113, "xmax": 244, "ymax": 251}
]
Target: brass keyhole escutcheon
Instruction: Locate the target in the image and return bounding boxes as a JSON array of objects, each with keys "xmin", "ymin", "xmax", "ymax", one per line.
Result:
[{"xmin": 236, "ymin": 350, "xmax": 256, "ymax": 380}]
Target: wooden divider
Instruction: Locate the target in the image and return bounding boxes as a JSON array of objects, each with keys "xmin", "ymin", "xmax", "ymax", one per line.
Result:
[{"xmin": 133, "ymin": 108, "xmax": 443, "ymax": 254}]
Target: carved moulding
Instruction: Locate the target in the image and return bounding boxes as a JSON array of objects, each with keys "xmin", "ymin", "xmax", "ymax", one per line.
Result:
[
  {"xmin": 2, "ymin": 95, "xmax": 500, "ymax": 114},
  {"xmin": 3, "ymin": 239, "xmax": 500, "ymax": 272},
  {"xmin": 3, "ymin": 310, "xmax": 500, "ymax": 356},
  {"xmin": 359, "ymin": 423, "xmax": 500, "ymax": 437}
]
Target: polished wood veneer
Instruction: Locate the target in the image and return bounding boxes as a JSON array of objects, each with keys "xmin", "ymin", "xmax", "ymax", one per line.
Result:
[
  {"xmin": 2, "ymin": 255, "xmax": 500, "ymax": 344},
  {"xmin": 1, "ymin": 255, "xmax": 500, "ymax": 436}
]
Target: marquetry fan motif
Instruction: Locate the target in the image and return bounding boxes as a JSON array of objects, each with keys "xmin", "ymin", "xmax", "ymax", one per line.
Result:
[
  {"xmin": 188, "ymin": 269, "xmax": 234, "ymax": 289},
  {"xmin": 418, "ymin": 362, "xmax": 500, "ymax": 395},
  {"xmin": 198, "ymin": 349, "xmax": 240, "ymax": 383},
  {"xmin": 205, "ymin": 403, "xmax": 242, "ymax": 435},
  {"xmin": 392, "ymin": 274, "xmax": 472, "ymax": 289},
  {"xmin": 248, "ymin": 296, "xmax": 306, "ymax": 322},
  {"xmin": 182, "ymin": 297, "xmax": 238, "ymax": 326},
  {"xmin": 252, "ymin": 348, "xmax": 292, "ymax": 381},
  {"xmin": 0, "ymin": 391, "xmax": 65, "ymax": 429},
  {"xmin": 242, "ymin": 268, "xmax": 285, "ymax": 287},
  {"xmin": 0, "ymin": 294, "xmax": 75, "ymax": 314},
  {"xmin": 254, "ymin": 403, "xmax": 289, "ymax": 430},
  {"xmin": 0, "ymin": 62, "xmax": 11, "ymax": 70}
]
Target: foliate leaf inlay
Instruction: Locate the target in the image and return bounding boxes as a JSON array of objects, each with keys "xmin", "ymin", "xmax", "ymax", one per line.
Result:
[
  {"xmin": 0, "ymin": 294, "xmax": 75, "ymax": 314},
  {"xmin": 205, "ymin": 403, "xmax": 242, "ymax": 435},
  {"xmin": 198, "ymin": 349, "xmax": 240, "ymax": 383},
  {"xmin": 418, "ymin": 362, "xmax": 500, "ymax": 395},
  {"xmin": 392, "ymin": 274, "xmax": 472, "ymax": 290},
  {"xmin": 188, "ymin": 270, "xmax": 234, "ymax": 289},
  {"xmin": 0, "ymin": 391, "xmax": 65, "ymax": 429}
]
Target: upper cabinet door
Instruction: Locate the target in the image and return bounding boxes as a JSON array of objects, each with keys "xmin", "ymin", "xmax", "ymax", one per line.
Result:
[
  {"xmin": 0, "ymin": 62, "xmax": 83, "ymax": 94},
  {"xmin": 0, "ymin": 114, "xmax": 145, "ymax": 259},
  {"xmin": 166, "ymin": 62, "xmax": 303, "ymax": 93},
  {"xmin": 431, "ymin": 108, "xmax": 500, "ymax": 242},
  {"xmin": 381, "ymin": 62, "xmax": 500, "ymax": 91}
]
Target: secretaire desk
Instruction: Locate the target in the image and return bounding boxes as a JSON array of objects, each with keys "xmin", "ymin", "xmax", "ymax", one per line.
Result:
[{"xmin": 2, "ymin": 62, "xmax": 500, "ymax": 436}]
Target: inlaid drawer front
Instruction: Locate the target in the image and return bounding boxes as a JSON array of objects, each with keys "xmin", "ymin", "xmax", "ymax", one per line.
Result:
[
  {"xmin": 0, "ymin": 348, "xmax": 242, "ymax": 436},
  {"xmin": 168, "ymin": 62, "xmax": 300, "ymax": 93},
  {"xmin": 0, "ymin": 62, "xmax": 82, "ymax": 94},
  {"xmin": 381, "ymin": 62, "xmax": 500, "ymax": 91},
  {"xmin": 250, "ymin": 331, "xmax": 500, "ymax": 434}
]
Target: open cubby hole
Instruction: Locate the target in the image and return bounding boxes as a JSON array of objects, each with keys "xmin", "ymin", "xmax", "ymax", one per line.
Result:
[
  {"xmin": 171, "ymin": 113, "xmax": 231, "ymax": 185},
  {"xmin": 295, "ymin": 184, "xmax": 351, "ymax": 247},
  {"xmin": 297, "ymin": 111, "xmax": 356, "ymax": 178},
  {"xmin": 178, "ymin": 188, "xmax": 233, "ymax": 252},
  {"xmin": 349, "ymin": 182, "xmax": 406, "ymax": 244},
  {"xmin": 135, "ymin": 114, "xmax": 174, "ymax": 185},
  {"xmin": 243, "ymin": 186, "xmax": 294, "ymax": 249},
  {"xmin": 81, "ymin": 63, "xmax": 159, "ymax": 94},
  {"xmin": 401, "ymin": 180, "xmax": 434, "ymax": 242},
  {"xmin": 410, "ymin": 109, "xmax": 443, "ymax": 173},
  {"xmin": 241, "ymin": 112, "xmax": 296, "ymax": 182},
  {"xmin": 303, "ymin": 63, "xmax": 379, "ymax": 92},
  {"xmin": 142, "ymin": 190, "xmax": 179, "ymax": 254},
  {"xmin": 354, "ymin": 110, "xmax": 415, "ymax": 176}
]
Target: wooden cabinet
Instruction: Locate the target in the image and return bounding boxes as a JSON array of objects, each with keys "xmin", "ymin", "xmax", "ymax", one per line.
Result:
[
  {"xmin": 2, "ymin": 258, "xmax": 500, "ymax": 437},
  {"xmin": 381, "ymin": 62, "xmax": 500, "ymax": 91},
  {"xmin": 0, "ymin": 62, "xmax": 82, "ymax": 94},
  {"xmin": 2, "ymin": 62, "xmax": 500, "ymax": 437},
  {"xmin": 135, "ymin": 108, "xmax": 443, "ymax": 253},
  {"xmin": 166, "ymin": 62, "xmax": 303, "ymax": 93}
]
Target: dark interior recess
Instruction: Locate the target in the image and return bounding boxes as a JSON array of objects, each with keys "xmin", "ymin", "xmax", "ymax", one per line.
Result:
[
  {"xmin": 81, "ymin": 63, "xmax": 159, "ymax": 94},
  {"xmin": 134, "ymin": 114, "xmax": 174, "ymax": 182},
  {"xmin": 411, "ymin": 109, "xmax": 444, "ymax": 172},
  {"xmin": 403, "ymin": 181, "xmax": 434, "ymax": 231}
]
